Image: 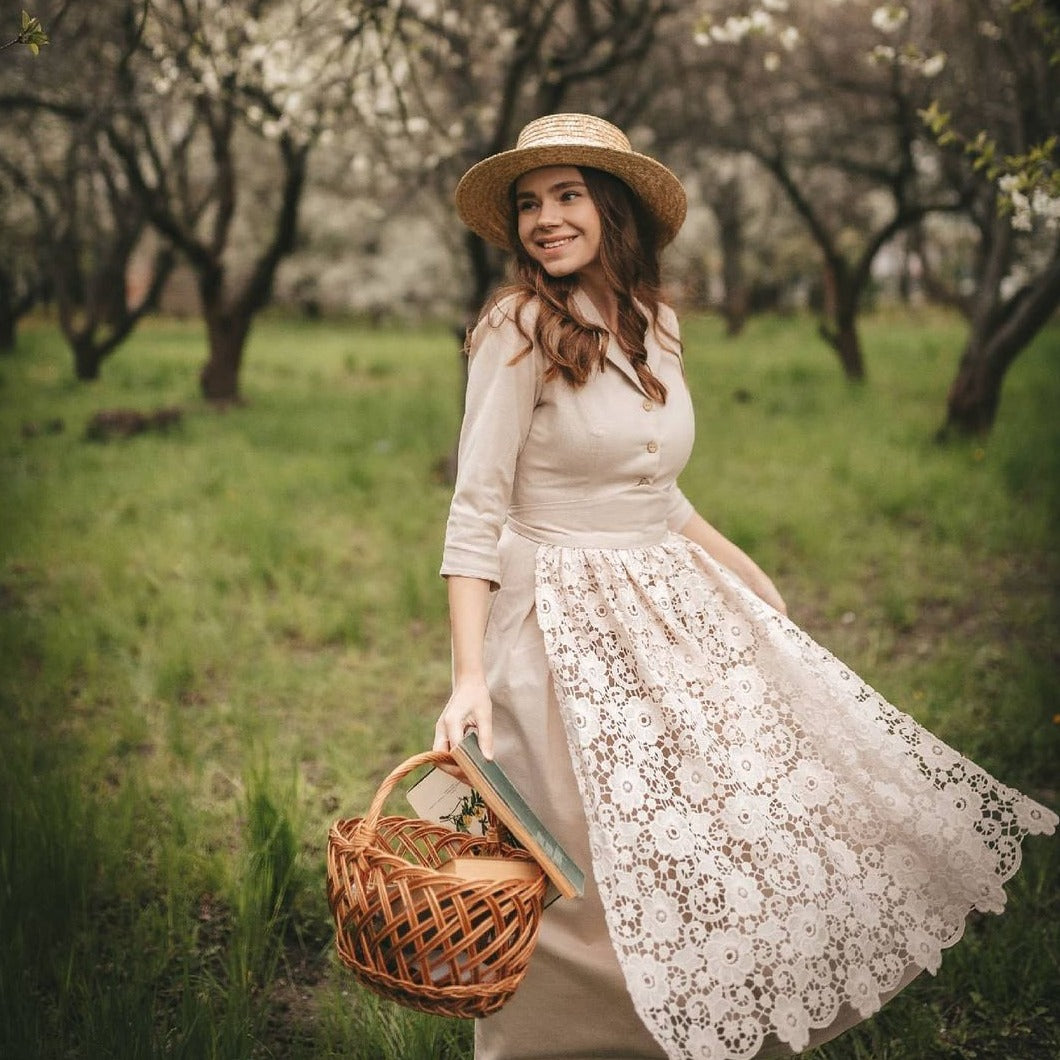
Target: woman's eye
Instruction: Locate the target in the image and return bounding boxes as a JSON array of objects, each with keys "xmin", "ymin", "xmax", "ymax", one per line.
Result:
[
  {"xmin": 518, "ymin": 200, "xmax": 538, "ymax": 212},
  {"xmin": 560, "ymin": 191, "xmax": 579, "ymax": 202}
]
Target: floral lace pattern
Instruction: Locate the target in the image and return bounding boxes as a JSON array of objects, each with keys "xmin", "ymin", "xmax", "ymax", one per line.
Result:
[{"xmin": 534, "ymin": 537, "xmax": 1057, "ymax": 1060}]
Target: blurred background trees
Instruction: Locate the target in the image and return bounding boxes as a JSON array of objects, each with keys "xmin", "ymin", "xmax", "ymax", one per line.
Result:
[
  {"xmin": 1, "ymin": 0, "xmax": 1057, "ymax": 431},
  {"xmin": 383, "ymin": 0, "xmax": 681, "ymax": 330},
  {"xmin": 917, "ymin": 0, "xmax": 1060, "ymax": 434},
  {"xmin": 0, "ymin": 100, "xmax": 176, "ymax": 380},
  {"xmin": 3, "ymin": 0, "xmax": 396, "ymax": 401}
]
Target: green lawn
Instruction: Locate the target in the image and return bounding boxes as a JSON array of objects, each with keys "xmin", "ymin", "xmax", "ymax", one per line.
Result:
[{"xmin": 1, "ymin": 309, "xmax": 1057, "ymax": 1058}]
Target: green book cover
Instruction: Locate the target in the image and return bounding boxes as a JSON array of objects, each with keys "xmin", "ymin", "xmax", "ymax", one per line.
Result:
[{"xmin": 450, "ymin": 733, "xmax": 585, "ymax": 899}]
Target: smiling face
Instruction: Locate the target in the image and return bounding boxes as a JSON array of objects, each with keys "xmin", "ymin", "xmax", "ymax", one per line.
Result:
[{"xmin": 514, "ymin": 166, "xmax": 603, "ymax": 280}]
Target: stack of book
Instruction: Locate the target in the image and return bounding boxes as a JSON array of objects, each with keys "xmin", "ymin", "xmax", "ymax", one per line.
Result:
[{"xmin": 407, "ymin": 732, "xmax": 585, "ymax": 903}]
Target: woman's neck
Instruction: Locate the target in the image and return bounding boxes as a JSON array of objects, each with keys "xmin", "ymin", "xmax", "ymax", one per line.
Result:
[{"xmin": 577, "ymin": 267, "xmax": 619, "ymax": 333}]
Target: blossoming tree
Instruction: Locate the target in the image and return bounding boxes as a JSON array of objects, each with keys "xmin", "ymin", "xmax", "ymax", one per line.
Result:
[
  {"xmin": 4, "ymin": 0, "xmax": 405, "ymax": 400},
  {"xmin": 912, "ymin": 0, "xmax": 1060, "ymax": 435},
  {"xmin": 676, "ymin": 0, "xmax": 966, "ymax": 380},
  {"xmin": 108, "ymin": 0, "xmax": 402, "ymax": 401},
  {"xmin": 0, "ymin": 2, "xmax": 180, "ymax": 373},
  {"xmin": 689, "ymin": 0, "xmax": 1058, "ymax": 431}
]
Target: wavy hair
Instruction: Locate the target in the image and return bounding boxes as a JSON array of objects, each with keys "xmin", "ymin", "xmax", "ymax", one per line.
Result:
[{"xmin": 480, "ymin": 167, "xmax": 679, "ymax": 403}]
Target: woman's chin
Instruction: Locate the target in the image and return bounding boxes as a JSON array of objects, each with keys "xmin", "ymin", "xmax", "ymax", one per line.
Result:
[{"xmin": 540, "ymin": 260, "xmax": 579, "ymax": 278}]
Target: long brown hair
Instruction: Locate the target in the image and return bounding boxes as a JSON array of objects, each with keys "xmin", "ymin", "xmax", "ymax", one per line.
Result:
[{"xmin": 482, "ymin": 167, "xmax": 678, "ymax": 403}]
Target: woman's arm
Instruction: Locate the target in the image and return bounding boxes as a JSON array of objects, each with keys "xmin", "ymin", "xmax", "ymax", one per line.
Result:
[
  {"xmin": 436, "ymin": 301, "xmax": 542, "ymax": 761},
  {"xmin": 677, "ymin": 510, "xmax": 788, "ymax": 616},
  {"xmin": 433, "ymin": 575, "xmax": 495, "ymax": 759}
]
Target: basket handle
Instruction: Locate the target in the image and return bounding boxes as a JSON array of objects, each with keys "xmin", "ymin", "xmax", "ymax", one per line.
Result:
[{"xmin": 350, "ymin": 749, "xmax": 459, "ymax": 851}]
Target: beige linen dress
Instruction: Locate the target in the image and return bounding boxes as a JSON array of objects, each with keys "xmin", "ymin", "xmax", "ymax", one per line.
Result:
[{"xmin": 439, "ymin": 289, "xmax": 1057, "ymax": 1060}]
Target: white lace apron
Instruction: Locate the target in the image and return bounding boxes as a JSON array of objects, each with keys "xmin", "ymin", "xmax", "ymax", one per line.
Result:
[{"xmin": 511, "ymin": 519, "xmax": 1058, "ymax": 1060}]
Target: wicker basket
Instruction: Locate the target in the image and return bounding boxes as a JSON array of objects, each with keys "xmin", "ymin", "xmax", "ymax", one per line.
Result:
[{"xmin": 326, "ymin": 750, "xmax": 548, "ymax": 1019}]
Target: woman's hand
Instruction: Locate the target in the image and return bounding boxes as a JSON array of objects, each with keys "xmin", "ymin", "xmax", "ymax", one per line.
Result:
[
  {"xmin": 746, "ymin": 570, "xmax": 788, "ymax": 617},
  {"xmin": 433, "ymin": 678, "xmax": 494, "ymax": 780},
  {"xmin": 434, "ymin": 678, "xmax": 494, "ymax": 756}
]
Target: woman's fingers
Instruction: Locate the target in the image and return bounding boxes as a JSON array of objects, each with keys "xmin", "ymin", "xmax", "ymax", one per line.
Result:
[
  {"xmin": 433, "ymin": 685, "xmax": 494, "ymax": 768},
  {"xmin": 474, "ymin": 710, "xmax": 494, "ymax": 760}
]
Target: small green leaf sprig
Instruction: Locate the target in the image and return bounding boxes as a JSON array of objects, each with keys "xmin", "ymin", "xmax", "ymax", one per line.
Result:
[
  {"xmin": 920, "ymin": 102, "xmax": 1059, "ymax": 231},
  {"xmin": 3, "ymin": 10, "xmax": 49, "ymax": 55}
]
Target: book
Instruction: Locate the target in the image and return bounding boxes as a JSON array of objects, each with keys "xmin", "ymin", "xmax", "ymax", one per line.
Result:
[
  {"xmin": 406, "ymin": 765, "xmax": 492, "ymax": 837},
  {"xmin": 438, "ymin": 855, "xmax": 545, "ymax": 883},
  {"xmin": 406, "ymin": 732, "xmax": 585, "ymax": 900}
]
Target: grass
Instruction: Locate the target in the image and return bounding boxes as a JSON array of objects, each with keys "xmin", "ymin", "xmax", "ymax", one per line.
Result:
[{"xmin": 0, "ymin": 308, "xmax": 1057, "ymax": 1057}]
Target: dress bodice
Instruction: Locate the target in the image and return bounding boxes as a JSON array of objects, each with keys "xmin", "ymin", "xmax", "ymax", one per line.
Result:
[{"xmin": 441, "ymin": 289, "xmax": 695, "ymax": 582}]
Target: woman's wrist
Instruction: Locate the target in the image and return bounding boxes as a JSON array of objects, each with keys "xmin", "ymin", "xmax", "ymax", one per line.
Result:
[{"xmin": 452, "ymin": 671, "xmax": 487, "ymax": 689}]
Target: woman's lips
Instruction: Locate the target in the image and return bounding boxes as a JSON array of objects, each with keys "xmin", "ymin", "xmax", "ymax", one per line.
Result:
[{"xmin": 538, "ymin": 235, "xmax": 577, "ymax": 252}]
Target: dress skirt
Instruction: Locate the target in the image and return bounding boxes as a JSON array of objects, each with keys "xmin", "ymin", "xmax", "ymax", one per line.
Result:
[{"xmin": 473, "ymin": 527, "xmax": 1057, "ymax": 1060}]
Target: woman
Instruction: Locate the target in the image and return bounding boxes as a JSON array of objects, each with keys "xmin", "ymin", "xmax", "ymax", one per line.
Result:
[{"xmin": 433, "ymin": 113, "xmax": 1056, "ymax": 1060}]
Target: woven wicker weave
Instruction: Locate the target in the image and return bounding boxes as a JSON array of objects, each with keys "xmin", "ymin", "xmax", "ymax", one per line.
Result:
[{"xmin": 327, "ymin": 750, "xmax": 548, "ymax": 1018}]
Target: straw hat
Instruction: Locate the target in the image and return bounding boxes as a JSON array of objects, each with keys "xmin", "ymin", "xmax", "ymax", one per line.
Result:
[{"xmin": 455, "ymin": 113, "xmax": 687, "ymax": 250}]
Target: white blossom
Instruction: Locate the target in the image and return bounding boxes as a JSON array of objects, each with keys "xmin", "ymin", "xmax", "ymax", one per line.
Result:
[
  {"xmin": 771, "ymin": 996, "xmax": 811, "ymax": 1051},
  {"xmin": 198, "ymin": 66, "xmax": 220, "ymax": 97},
  {"xmin": 1000, "ymin": 266, "xmax": 1030, "ymax": 300},
  {"xmin": 711, "ymin": 16, "xmax": 753, "ymax": 44},
  {"xmin": 920, "ymin": 52, "xmax": 947, "ymax": 78},
  {"xmin": 1031, "ymin": 188, "xmax": 1060, "ymax": 224},
  {"xmin": 1009, "ymin": 191, "xmax": 1033, "ymax": 231},
  {"xmin": 750, "ymin": 10, "xmax": 775, "ymax": 33},
  {"xmin": 871, "ymin": 5, "xmax": 909, "ymax": 34}
]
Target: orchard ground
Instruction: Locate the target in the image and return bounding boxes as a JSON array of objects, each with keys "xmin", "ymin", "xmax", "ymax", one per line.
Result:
[{"xmin": 1, "ymin": 308, "xmax": 1057, "ymax": 1058}]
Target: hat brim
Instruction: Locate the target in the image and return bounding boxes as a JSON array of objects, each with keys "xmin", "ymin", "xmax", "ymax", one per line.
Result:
[{"xmin": 455, "ymin": 144, "xmax": 687, "ymax": 250}]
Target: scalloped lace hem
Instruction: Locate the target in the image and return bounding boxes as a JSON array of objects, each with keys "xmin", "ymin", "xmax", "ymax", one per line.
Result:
[{"xmin": 534, "ymin": 538, "xmax": 1057, "ymax": 1060}]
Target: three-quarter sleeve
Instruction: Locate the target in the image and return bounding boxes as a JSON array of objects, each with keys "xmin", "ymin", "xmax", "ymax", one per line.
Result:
[{"xmin": 440, "ymin": 300, "xmax": 541, "ymax": 588}]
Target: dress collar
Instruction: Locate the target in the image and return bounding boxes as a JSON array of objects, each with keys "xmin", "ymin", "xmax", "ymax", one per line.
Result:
[{"xmin": 571, "ymin": 287, "xmax": 660, "ymax": 397}]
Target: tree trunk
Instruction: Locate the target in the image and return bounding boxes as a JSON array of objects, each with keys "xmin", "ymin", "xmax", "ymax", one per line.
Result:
[
  {"xmin": 200, "ymin": 309, "xmax": 252, "ymax": 403},
  {"xmin": 722, "ymin": 283, "xmax": 748, "ymax": 337},
  {"xmin": 940, "ymin": 254, "xmax": 1060, "ymax": 437},
  {"xmin": 714, "ymin": 179, "xmax": 748, "ymax": 337},
  {"xmin": 831, "ymin": 313, "xmax": 865, "ymax": 381},
  {"xmin": 0, "ymin": 265, "xmax": 18, "ymax": 352},
  {"xmin": 73, "ymin": 336, "xmax": 103, "ymax": 381},
  {"xmin": 942, "ymin": 331, "xmax": 1006, "ymax": 436},
  {"xmin": 819, "ymin": 294, "xmax": 866, "ymax": 381},
  {"xmin": 464, "ymin": 229, "xmax": 502, "ymax": 332},
  {"xmin": 0, "ymin": 304, "xmax": 14, "ymax": 353},
  {"xmin": 444, "ymin": 231, "xmax": 504, "ymax": 482}
]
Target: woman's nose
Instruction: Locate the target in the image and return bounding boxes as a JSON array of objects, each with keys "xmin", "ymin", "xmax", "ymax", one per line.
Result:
[{"xmin": 537, "ymin": 198, "xmax": 561, "ymax": 227}]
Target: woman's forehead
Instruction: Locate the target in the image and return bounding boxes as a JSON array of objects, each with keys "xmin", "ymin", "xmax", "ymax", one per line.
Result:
[{"xmin": 514, "ymin": 165, "xmax": 584, "ymax": 196}]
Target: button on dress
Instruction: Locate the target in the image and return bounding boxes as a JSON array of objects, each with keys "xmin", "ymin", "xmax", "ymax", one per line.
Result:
[{"xmin": 440, "ymin": 289, "xmax": 1057, "ymax": 1060}]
